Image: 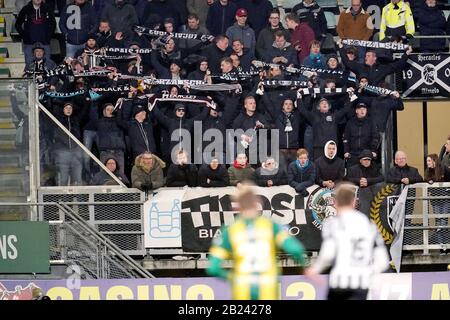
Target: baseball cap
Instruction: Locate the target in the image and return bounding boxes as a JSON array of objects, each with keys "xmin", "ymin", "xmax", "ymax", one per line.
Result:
[
  {"xmin": 174, "ymin": 103, "xmax": 186, "ymax": 111},
  {"xmin": 236, "ymin": 8, "xmax": 248, "ymax": 17},
  {"xmin": 356, "ymin": 102, "xmax": 368, "ymax": 109}
]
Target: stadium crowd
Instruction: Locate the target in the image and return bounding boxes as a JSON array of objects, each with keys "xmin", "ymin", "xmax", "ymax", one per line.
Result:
[{"xmin": 14, "ymin": 0, "xmax": 450, "ymax": 190}]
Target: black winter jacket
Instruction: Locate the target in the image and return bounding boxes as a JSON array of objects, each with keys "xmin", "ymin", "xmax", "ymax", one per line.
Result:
[
  {"xmin": 314, "ymin": 156, "xmax": 345, "ymax": 186},
  {"xmin": 166, "ymin": 164, "xmax": 198, "ymax": 187},
  {"xmin": 16, "ymin": 2, "xmax": 56, "ymax": 45},
  {"xmin": 255, "ymin": 167, "xmax": 288, "ymax": 187},
  {"xmin": 346, "ymin": 163, "xmax": 384, "ymax": 186},
  {"xmin": 343, "ymin": 116, "xmax": 379, "ymax": 156},
  {"xmin": 198, "ymin": 164, "xmax": 229, "ymax": 187},
  {"xmin": 386, "ymin": 165, "xmax": 424, "ymax": 184}
]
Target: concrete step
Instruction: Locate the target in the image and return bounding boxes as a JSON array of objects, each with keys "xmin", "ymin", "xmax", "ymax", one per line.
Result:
[
  {"xmin": 0, "ymin": 176, "xmax": 25, "ymax": 189},
  {"xmin": 0, "ymin": 185, "xmax": 25, "ymax": 194},
  {"xmin": 0, "ymin": 203, "xmax": 29, "ymax": 220},
  {"xmin": 0, "ymin": 140, "xmax": 16, "ymax": 150},
  {"xmin": 0, "ymin": 121, "xmax": 13, "ymax": 128},
  {"xmin": 0, "ymin": 129, "xmax": 16, "ymax": 139},
  {"xmin": 0, "ymin": 42, "xmax": 23, "ymax": 57},
  {"xmin": 0, "ymin": 151, "xmax": 22, "ymax": 160},
  {"xmin": 0, "ymin": 166, "xmax": 24, "ymax": 174}
]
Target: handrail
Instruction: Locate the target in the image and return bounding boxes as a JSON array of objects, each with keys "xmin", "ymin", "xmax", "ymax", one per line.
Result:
[
  {"xmin": 36, "ymin": 101, "xmax": 127, "ymax": 188},
  {"xmin": 0, "ymin": 201, "xmax": 154, "ymax": 278},
  {"xmin": 58, "ymin": 202, "xmax": 154, "ymax": 278}
]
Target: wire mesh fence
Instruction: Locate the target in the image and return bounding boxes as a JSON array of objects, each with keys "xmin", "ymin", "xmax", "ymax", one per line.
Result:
[
  {"xmin": 49, "ymin": 220, "xmax": 139, "ymax": 279},
  {"xmin": 402, "ymin": 185, "xmax": 450, "ymax": 254},
  {"xmin": 39, "ymin": 187, "xmax": 146, "ymax": 256}
]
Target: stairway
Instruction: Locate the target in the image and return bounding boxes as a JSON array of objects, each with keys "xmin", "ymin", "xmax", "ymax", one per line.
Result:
[{"xmin": 0, "ymin": 85, "xmax": 29, "ymax": 220}]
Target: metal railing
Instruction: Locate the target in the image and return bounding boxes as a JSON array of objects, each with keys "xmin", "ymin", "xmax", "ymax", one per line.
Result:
[
  {"xmin": 38, "ymin": 186, "xmax": 145, "ymax": 256},
  {"xmin": 388, "ymin": 183, "xmax": 450, "ymax": 255},
  {"xmin": 0, "ymin": 202, "xmax": 154, "ymax": 279}
]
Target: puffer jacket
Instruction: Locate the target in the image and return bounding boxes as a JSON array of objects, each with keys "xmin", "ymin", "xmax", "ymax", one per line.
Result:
[{"xmin": 131, "ymin": 153, "xmax": 166, "ymax": 190}]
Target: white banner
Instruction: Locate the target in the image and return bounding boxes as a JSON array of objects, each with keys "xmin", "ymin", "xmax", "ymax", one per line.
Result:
[{"xmin": 143, "ymin": 189, "xmax": 186, "ymax": 248}]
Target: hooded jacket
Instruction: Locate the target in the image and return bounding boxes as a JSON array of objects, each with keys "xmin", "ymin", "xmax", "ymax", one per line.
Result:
[
  {"xmin": 166, "ymin": 163, "xmax": 199, "ymax": 187},
  {"xmin": 124, "ymin": 117, "xmax": 157, "ymax": 160},
  {"xmin": 206, "ymin": 1, "xmax": 238, "ymax": 36},
  {"xmin": 151, "ymin": 105, "xmax": 209, "ymax": 154},
  {"xmin": 59, "ymin": 2, "xmax": 98, "ymax": 45},
  {"xmin": 101, "ymin": 0, "xmax": 139, "ymax": 40},
  {"xmin": 226, "ymin": 22, "xmax": 256, "ymax": 53},
  {"xmin": 314, "ymin": 140, "xmax": 345, "ymax": 186},
  {"xmin": 131, "ymin": 153, "xmax": 166, "ymax": 190},
  {"xmin": 292, "ymin": 1, "xmax": 327, "ymax": 40},
  {"xmin": 198, "ymin": 164, "xmax": 229, "ymax": 187},
  {"xmin": 339, "ymin": 46, "xmax": 408, "ymax": 86},
  {"xmin": 289, "ymin": 21, "xmax": 316, "ymax": 65},
  {"xmin": 298, "ymin": 98, "xmax": 351, "ymax": 148},
  {"xmin": 52, "ymin": 103, "xmax": 87, "ymax": 151},
  {"xmin": 346, "ymin": 161, "xmax": 384, "ymax": 186},
  {"xmin": 264, "ymin": 40, "xmax": 298, "ymax": 66},
  {"xmin": 235, "ymin": 0, "xmax": 274, "ymax": 36},
  {"xmin": 256, "ymin": 24, "xmax": 290, "ymax": 60},
  {"xmin": 16, "ymin": 2, "xmax": 56, "ymax": 45},
  {"xmin": 91, "ymin": 156, "xmax": 130, "ymax": 186},
  {"xmin": 343, "ymin": 114, "xmax": 379, "ymax": 156},
  {"xmin": 287, "ymin": 159, "xmax": 316, "ymax": 193},
  {"xmin": 415, "ymin": 5, "xmax": 446, "ymax": 52},
  {"xmin": 262, "ymin": 92, "xmax": 303, "ymax": 149}
]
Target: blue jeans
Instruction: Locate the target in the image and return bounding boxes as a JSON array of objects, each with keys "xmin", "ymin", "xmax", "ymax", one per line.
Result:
[
  {"xmin": 66, "ymin": 43, "xmax": 85, "ymax": 58},
  {"xmin": 55, "ymin": 148, "xmax": 83, "ymax": 186},
  {"xmin": 83, "ymin": 130, "xmax": 98, "ymax": 177},
  {"xmin": 23, "ymin": 44, "xmax": 51, "ymax": 66},
  {"xmin": 303, "ymin": 125, "xmax": 313, "ymax": 157},
  {"xmin": 432, "ymin": 202, "xmax": 449, "ymax": 245}
]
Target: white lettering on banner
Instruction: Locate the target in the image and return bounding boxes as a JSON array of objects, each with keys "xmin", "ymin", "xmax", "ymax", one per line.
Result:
[
  {"xmin": 418, "ymin": 55, "xmax": 441, "ymax": 62},
  {"xmin": 367, "ymin": 5, "xmax": 381, "ymax": 29},
  {"xmin": 66, "ymin": 5, "xmax": 81, "ymax": 30},
  {"xmin": 0, "ymin": 235, "xmax": 18, "ymax": 260}
]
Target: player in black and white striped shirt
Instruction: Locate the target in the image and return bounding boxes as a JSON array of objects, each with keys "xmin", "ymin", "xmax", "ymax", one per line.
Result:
[{"xmin": 305, "ymin": 183, "xmax": 390, "ymax": 300}]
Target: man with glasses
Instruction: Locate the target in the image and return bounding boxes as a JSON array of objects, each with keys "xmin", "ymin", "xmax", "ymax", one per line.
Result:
[
  {"xmin": 256, "ymin": 9, "xmax": 290, "ymax": 59},
  {"xmin": 386, "ymin": 151, "xmax": 423, "ymax": 185},
  {"xmin": 131, "ymin": 152, "xmax": 166, "ymax": 191},
  {"xmin": 255, "ymin": 157, "xmax": 287, "ymax": 187}
]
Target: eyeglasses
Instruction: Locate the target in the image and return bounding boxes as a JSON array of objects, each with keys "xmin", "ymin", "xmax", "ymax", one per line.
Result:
[{"xmin": 176, "ymin": 109, "xmax": 185, "ymax": 112}]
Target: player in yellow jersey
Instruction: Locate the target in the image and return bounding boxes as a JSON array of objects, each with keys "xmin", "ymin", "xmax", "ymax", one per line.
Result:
[{"xmin": 207, "ymin": 181, "xmax": 306, "ymax": 300}]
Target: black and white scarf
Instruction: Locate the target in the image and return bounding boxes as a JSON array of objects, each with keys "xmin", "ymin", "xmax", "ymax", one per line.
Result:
[
  {"xmin": 147, "ymin": 93, "xmax": 217, "ymax": 111},
  {"xmin": 105, "ymin": 47, "xmax": 152, "ymax": 55},
  {"xmin": 342, "ymin": 39, "xmax": 409, "ymax": 51},
  {"xmin": 133, "ymin": 25, "xmax": 211, "ymax": 42}
]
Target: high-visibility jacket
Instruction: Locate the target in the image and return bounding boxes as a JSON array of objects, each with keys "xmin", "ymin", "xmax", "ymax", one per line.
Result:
[{"xmin": 379, "ymin": 1, "xmax": 415, "ymax": 40}]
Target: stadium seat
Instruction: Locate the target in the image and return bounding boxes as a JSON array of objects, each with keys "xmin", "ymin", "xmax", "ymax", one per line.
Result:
[
  {"xmin": 321, "ymin": 33, "xmax": 337, "ymax": 54},
  {"xmin": 317, "ymin": 0, "xmax": 339, "ymax": 8},
  {"xmin": 324, "ymin": 11, "xmax": 338, "ymax": 36}
]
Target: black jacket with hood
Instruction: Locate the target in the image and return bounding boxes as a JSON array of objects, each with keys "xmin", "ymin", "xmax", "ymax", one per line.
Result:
[
  {"xmin": 314, "ymin": 140, "xmax": 346, "ymax": 186},
  {"xmin": 16, "ymin": 2, "xmax": 56, "ymax": 45}
]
